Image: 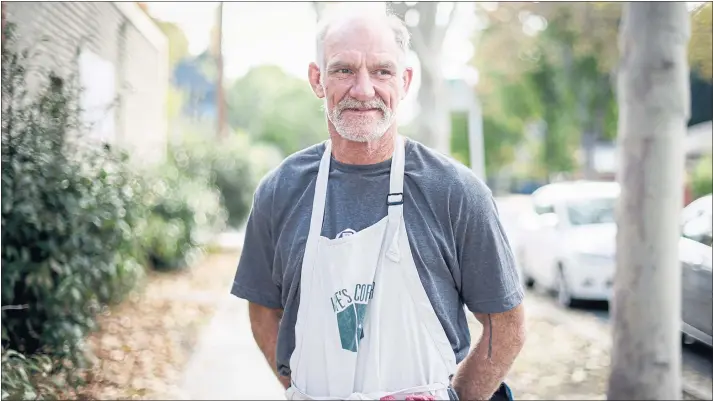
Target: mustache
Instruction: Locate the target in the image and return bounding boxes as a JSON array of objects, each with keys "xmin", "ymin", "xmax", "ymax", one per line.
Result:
[{"xmin": 335, "ymin": 97, "xmax": 388, "ymax": 114}]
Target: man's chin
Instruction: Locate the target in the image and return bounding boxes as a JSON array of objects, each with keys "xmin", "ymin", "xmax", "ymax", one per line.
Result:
[{"xmin": 335, "ymin": 128, "xmax": 387, "ymax": 143}]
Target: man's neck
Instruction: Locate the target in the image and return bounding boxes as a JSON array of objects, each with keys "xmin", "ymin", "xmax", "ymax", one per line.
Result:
[{"xmin": 329, "ymin": 128, "xmax": 397, "ymax": 165}]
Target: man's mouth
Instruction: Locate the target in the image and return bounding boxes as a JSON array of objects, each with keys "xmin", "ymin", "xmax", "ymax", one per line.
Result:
[{"xmin": 344, "ymin": 108, "xmax": 380, "ymax": 112}]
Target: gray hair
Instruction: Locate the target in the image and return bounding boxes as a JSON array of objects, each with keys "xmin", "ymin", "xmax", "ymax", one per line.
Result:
[{"xmin": 315, "ymin": 6, "xmax": 411, "ymax": 75}]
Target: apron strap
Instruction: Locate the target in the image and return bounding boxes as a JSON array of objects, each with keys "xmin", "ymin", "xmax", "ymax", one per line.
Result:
[
  {"xmin": 306, "ymin": 136, "xmax": 406, "ymax": 268},
  {"xmin": 386, "ymin": 136, "xmax": 405, "ymax": 262},
  {"xmin": 311, "ymin": 139, "xmax": 332, "ymax": 234},
  {"xmin": 302, "ymin": 139, "xmax": 333, "ymax": 294}
]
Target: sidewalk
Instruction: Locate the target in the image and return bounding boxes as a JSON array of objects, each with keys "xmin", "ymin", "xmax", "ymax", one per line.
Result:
[
  {"xmin": 179, "ymin": 229, "xmax": 286, "ymax": 400},
  {"xmin": 179, "ymin": 294, "xmax": 286, "ymax": 400}
]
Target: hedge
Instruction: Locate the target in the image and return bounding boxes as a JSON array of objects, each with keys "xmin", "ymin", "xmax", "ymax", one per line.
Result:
[
  {"xmin": 1, "ymin": 23, "xmax": 147, "ymax": 398},
  {"xmin": 0, "ymin": 22, "xmax": 233, "ymax": 399}
]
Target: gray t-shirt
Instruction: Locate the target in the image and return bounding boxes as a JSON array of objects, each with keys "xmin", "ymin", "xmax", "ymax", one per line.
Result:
[{"xmin": 231, "ymin": 138, "xmax": 523, "ymax": 377}]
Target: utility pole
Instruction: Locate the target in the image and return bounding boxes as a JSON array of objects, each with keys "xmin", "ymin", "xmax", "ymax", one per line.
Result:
[
  {"xmin": 467, "ymin": 96, "xmax": 486, "ymax": 182},
  {"xmin": 607, "ymin": 3, "xmax": 691, "ymax": 400},
  {"xmin": 215, "ymin": 1, "xmax": 226, "ymax": 139}
]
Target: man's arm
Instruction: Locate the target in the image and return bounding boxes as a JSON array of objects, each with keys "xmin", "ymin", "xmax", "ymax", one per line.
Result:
[
  {"xmin": 452, "ymin": 304, "xmax": 526, "ymax": 400},
  {"xmin": 248, "ymin": 302, "xmax": 291, "ymax": 389},
  {"xmin": 449, "ymin": 175, "xmax": 527, "ymax": 400}
]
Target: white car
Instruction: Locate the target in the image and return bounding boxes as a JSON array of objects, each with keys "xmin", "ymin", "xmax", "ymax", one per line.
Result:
[
  {"xmin": 518, "ymin": 181, "xmax": 620, "ymax": 307},
  {"xmin": 679, "ymin": 194, "xmax": 712, "ymax": 347}
]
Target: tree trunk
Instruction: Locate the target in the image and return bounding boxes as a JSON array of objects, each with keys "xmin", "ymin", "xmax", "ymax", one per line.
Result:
[
  {"xmin": 608, "ymin": 3, "xmax": 690, "ymax": 400},
  {"xmin": 412, "ymin": 2, "xmax": 452, "ymax": 155},
  {"xmin": 389, "ymin": 1, "xmax": 453, "ymax": 155},
  {"xmin": 415, "ymin": 55, "xmax": 451, "ymax": 154}
]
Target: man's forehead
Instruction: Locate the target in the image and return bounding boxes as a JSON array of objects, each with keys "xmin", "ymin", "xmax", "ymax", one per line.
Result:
[{"xmin": 322, "ymin": 16, "xmax": 400, "ymax": 58}]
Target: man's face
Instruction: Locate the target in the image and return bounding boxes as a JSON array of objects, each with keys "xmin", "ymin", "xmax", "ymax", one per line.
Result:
[{"xmin": 309, "ymin": 18, "xmax": 413, "ymax": 143}]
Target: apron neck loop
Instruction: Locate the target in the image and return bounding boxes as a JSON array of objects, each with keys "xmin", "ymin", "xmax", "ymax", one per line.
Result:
[{"xmin": 309, "ymin": 135, "xmax": 406, "ymax": 247}]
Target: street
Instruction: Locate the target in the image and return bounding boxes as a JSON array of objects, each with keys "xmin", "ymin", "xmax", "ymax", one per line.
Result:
[
  {"xmin": 494, "ymin": 195, "xmax": 713, "ymax": 398},
  {"xmin": 577, "ymin": 299, "xmax": 712, "ymax": 386}
]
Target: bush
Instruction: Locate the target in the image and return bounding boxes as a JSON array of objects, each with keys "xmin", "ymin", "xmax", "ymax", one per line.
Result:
[
  {"xmin": 690, "ymin": 154, "xmax": 712, "ymax": 200},
  {"xmin": 212, "ymin": 137, "xmax": 282, "ymax": 228},
  {"xmin": 140, "ymin": 159, "xmax": 227, "ymax": 271},
  {"xmin": 169, "ymin": 132, "xmax": 282, "ymax": 229},
  {"xmin": 1, "ymin": 23, "xmax": 147, "ymax": 395},
  {"xmin": 1, "ymin": 348, "xmax": 60, "ymax": 400}
]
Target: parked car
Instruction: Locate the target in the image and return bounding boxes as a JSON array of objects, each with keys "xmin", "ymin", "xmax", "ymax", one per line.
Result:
[
  {"xmin": 679, "ymin": 194, "xmax": 712, "ymax": 347},
  {"xmin": 517, "ymin": 181, "xmax": 619, "ymax": 307},
  {"xmin": 517, "ymin": 183, "xmax": 712, "ymax": 347}
]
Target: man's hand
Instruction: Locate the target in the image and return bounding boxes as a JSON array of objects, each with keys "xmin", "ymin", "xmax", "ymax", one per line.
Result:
[
  {"xmin": 452, "ymin": 303, "xmax": 526, "ymax": 400},
  {"xmin": 248, "ymin": 302, "xmax": 291, "ymax": 389}
]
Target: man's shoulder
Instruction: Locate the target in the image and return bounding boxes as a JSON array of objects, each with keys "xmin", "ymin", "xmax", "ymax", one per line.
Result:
[
  {"xmin": 253, "ymin": 141, "xmax": 325, "ymax": 208},
  {"xmin": 406, "ymin": 138, "xmax": 492, "ymax": 204}
]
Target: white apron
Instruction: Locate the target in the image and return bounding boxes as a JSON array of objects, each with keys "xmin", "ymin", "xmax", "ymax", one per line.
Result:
[{"xmin": 285, "ymin": 136, "xmax": 457, "ymax": 400}]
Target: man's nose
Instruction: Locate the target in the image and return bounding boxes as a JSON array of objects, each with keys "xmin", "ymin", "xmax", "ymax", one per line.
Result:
[{"xmin": 349, "ymin": 70, "xmax": 376, "ymax": 101}]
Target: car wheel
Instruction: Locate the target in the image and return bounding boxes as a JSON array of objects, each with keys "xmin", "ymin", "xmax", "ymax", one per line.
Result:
[
  {"xmin": 523, "ymin": 274, "xmax": 535, "ymax": 289},
  {"xmin": 556, "ymin": 265, "xmax": 576, "ymax": 308},
  {"xmin": 682, "ymin": 332, "xmax": 696, "ymax": 345},
  {"xmin": 518, "ymin": 248, "xmax": 536, "ymax": 289}
]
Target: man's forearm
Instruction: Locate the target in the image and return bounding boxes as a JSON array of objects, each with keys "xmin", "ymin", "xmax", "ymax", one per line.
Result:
[
  {"xmin": 248, "ymin": 302, "xmax": 291, "ymax": 389},
  {"xmin": 452, "ymin": 304, "xmax": 526, "ymax": 400}
]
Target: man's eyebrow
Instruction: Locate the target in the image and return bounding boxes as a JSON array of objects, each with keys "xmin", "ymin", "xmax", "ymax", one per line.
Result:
[
  {"xmin": 326, "ymin": 61, "xmax": 352, "ymax": 70},
  {"xmin": 374, "ymin": 62, "xmax": 397, "ymax": 70},
  {"xmin": 326, "ymin": 61, "xmax": 397, "ymax": 71}
]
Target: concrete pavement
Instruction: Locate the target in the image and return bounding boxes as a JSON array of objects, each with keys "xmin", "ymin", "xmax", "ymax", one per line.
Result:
[
  {"xmin": 179, "ymin": 229, "xmax": 285, "ymax": 400},
  {"xmin": 179, "ymin": 294, "xmax": 286, "ymax": 400}
]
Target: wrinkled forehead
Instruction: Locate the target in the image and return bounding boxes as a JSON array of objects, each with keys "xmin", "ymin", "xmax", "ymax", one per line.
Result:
[{"xmin": 322, "ymin": 17, "xmax": 402, "ymax": 68}]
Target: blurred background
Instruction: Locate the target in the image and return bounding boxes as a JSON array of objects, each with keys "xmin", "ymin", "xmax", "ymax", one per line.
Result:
[{"xmin": 1, "ymin": 1, "xmax": 711, "ymax": 400}]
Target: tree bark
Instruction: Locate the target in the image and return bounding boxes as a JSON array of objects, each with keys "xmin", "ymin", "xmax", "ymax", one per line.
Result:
[
  {"xmin": 411, "ymin": 2, "xmax": 453, "ymax": 155},
  {"xmin": 388, "ymin": 1, "xmax": 453, "ymax": 155},
  {"xmin": 608, "ymin": 3, "xmax": 690, "ymax": 400},
  {"xmin": 415, "ymin": 51, "xmax": 451, "ymax": 154}
]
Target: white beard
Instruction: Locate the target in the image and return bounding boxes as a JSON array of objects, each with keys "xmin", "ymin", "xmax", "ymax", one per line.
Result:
[{"xmin": 325, "ymin": 97, "xmax": 396, "ymax": 143}]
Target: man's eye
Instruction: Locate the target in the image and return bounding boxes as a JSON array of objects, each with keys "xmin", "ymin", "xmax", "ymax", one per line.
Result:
[
  {"xmin": 376, "ymin": 70, "xmax": 393, "ymax": 76},
  {"xmin": 337, "ymin": 69, "xmax": 351, "ymax": 74}
]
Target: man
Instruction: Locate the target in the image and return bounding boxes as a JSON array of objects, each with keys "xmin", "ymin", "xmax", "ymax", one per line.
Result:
[{"xmin": 231, "ymin": 7, "xmax": 526, "ymax": 401}]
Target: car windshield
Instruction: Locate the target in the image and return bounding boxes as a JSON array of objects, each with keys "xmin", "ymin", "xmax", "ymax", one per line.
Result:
[{"xmin": 566, "ymin": 197, "xmax": 617, "ymax": 226}]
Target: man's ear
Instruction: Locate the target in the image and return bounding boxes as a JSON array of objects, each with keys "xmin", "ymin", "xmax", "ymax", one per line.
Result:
[
  {"xmin": 401, "ymin": 67, "xmax": 414, "ymax": 99},
  {"xmin": 308, "ymin": 62, "xmax": 325, "ymax": 98}
]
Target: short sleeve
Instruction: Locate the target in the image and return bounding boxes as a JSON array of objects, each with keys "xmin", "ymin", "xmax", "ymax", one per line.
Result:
[
  {"xmin": 230, "ymin": 181, "xmax": 283, "ymax": 309},
  {"xmin": 455, "ymin": 180, "xmax": 524, "ymax": 314}
]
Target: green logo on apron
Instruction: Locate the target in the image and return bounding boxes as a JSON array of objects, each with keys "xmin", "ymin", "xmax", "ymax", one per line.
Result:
[{"xmin": 330, "ymin": 282, "xmax": 375, "ymax": 353}]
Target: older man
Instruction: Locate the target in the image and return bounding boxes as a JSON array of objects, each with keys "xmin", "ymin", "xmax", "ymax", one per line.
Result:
[{"xmin": 231, "ymin": 7, "xmax": 525, "ymax": 401}]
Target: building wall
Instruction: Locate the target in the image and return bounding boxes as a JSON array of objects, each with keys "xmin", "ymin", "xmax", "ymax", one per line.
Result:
[{"xmin": 3, "ymin": 1, "xmax": 168, "ymax": 165}]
